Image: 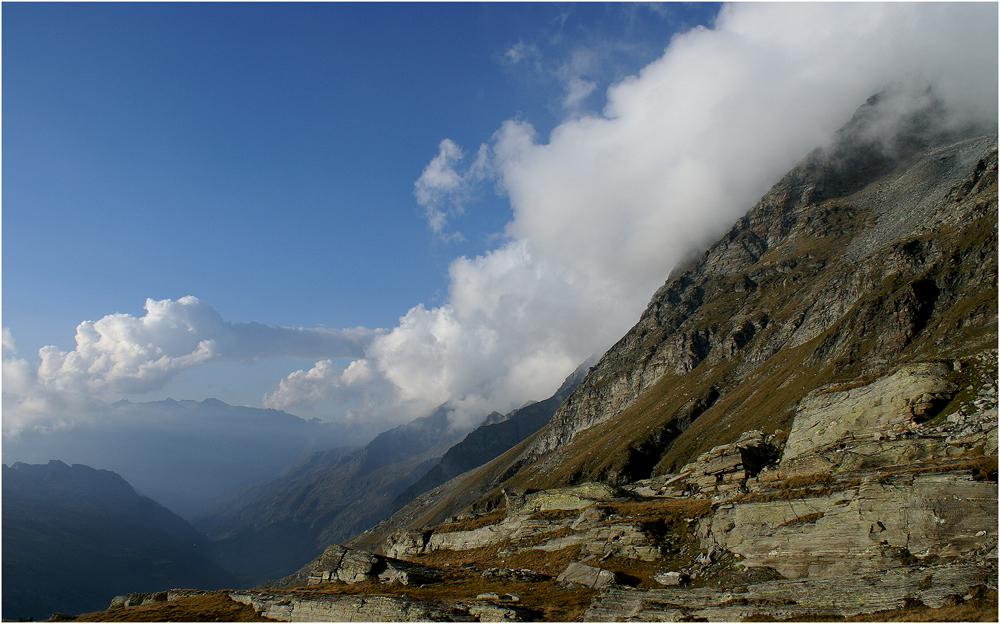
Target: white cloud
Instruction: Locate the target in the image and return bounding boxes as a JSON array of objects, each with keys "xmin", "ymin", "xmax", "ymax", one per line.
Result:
[
  {"xmin": 563, "ymin": 76, "xmax": 597, "ymax": 111},
  {"xmin": 414, "ymin": 139, "xmax": 492, "ymax": 240},
  {"xmin": 503, "ymin": 40, "xmax": 540, "ymax": 67},
  {"xmin": 3, "ymin": 296, "xmax": 382, "ymax": 435},
  {"xmin": 270, "ymin": 2, "xmax": 996, "ymax": 434}
]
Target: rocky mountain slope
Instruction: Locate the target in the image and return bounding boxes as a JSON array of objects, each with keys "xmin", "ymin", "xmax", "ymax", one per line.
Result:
[
  {"xmin": 2, "ymin": 461, "xmax": 237, "ymax": 621},
  {"xmin": 65, "ymin": 93, "xmax": 998, "ymax": 622},
  {"xmin": 346, "ymin": 94, "xmax": 998, "ymax": 552}
]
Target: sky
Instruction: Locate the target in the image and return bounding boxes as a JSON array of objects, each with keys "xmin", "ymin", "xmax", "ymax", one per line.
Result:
[{"xmin": 4, "ymin": 2, "xmax": 997, "ymax": 446}]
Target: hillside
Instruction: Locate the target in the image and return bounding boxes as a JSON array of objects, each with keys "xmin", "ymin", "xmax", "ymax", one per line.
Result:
[
  {"xmin": 2, "ymin": 461, "xmax": 237, "ymax": 621},
  {"xmin": 358, "ymin": 92, "xmax": 998, "ymax": 538},
  {"xmin": 195, "ymin": 363, "xmax": 590, "ymax": 587},
  {"xmin": 389, "ymin": 359, "xmax": 593, "ymax": 511}
]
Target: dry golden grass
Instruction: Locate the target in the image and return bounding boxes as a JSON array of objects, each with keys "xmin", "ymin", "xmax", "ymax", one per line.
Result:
[
  {"xmin": 62, "ymin": 592, "xmax": 271, "ymax": 622},
  {"xmin": 780, "ymin": 473, "xmax": 834, "ymax": 489},
  {"xmin": 515, "ymin": 526, "xmax": 575, "ymax": 548},
  {"xmin": 497, "ymin": 544, "xmax": 584, "ymax": 576},
  {"xmin": 599, "ymin": 497, "xmax": 711, "ymax": 522},
  {"xmin": 431, "ymin": 508, "xmax": 506, "ymax": 533}
]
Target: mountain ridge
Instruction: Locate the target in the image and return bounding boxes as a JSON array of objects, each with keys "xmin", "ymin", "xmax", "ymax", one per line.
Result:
[
  {"xmin": 350, "ymin": 92, "xmax": 997, "ymax": 552},
  {"xmin": 2, "ymin": 461, "xmax": 237, "ymax": 621}
]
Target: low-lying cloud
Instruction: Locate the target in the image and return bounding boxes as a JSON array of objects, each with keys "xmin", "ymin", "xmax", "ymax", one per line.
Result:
[
  {"xmin": 2, "ymin": 297, "xmax": 381, "ymax": 435},
  {"xmin": 7, "ymin": 3, "xmax": 997, "ymax": 440}
]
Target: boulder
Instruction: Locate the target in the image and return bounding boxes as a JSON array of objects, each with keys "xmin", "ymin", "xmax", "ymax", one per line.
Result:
[
  {"xmin": 556, "ymin": 562, "xmax": 622, "ymax": 588},
  {"xmin": 782, "ymin": 363, "xmax": 957, "ymax": 463},
  {"xmin": 303, "ymin": 544, "xmax": 442, "ymax": 586},
  {"xmin": 654, "ymin": 571, "xmax": 689, "ymax": 586}
]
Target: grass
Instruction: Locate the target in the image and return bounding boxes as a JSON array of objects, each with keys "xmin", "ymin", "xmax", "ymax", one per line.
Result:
[
  {"xmin": 431, "ymin": 508, "xmax": 506, "ymax": 533},
  {"xmin": 59, "ymin": 592, "xmax": 271, "ymax": 622},
  {"xmin": 598, "ymin": 497, "xmax": 711, "ymax": 523},
  {"xmin": 280, "ymin": 553, "xmax": 597, "ymax": 622}
]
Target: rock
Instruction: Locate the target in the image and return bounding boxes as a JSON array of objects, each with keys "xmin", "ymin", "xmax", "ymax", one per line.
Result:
[
  {"xmin": 336, "ymin": 548, "xmax": 380, "ymax": 582},
  {"xmin": 108, "ymin": 592, "xmax": 153, "ymax": 608},
  {"xmin": 475, "ymin": 592, "xmax": 520, "ymax": 603},
  {"xmin": 783, "ymin": 363, "xmax": 958, "ymax": 463},
  {"xmin": 231, "ymin": 590, "xmax": 460, "ymax": 622},
  {"xmin": 514, "ymin": 482, "xmax": 622, "ymax": 514},
  {"xmin": 140, "ymin": 592, "xmax": 168, "ymax": 605},
  {"xmin": 556, "ymin": 562, "xmax": 622, "ymax": 588},
  {"xmin": 700, "ymin": 472, "xmax": 998, "ymax": 579},
  {"xmin": 297, "ymin": 543, "xmax": 442, "ymax": 587},
  {"xmin": 467, "ymin": 602, "xmax": 528, "ymax": 621},
  {"xmin": 654, "ymin": 571, "xmax": 690, "ymax": 586},
  {"xmin": 377, "ymin": 559, "xmax": 443, "ymax": 586},
  {"xmin": 584, "ymin": 563, "xmax": 993, "ymax": 622},
  {"xmin": 571, "ymin": 506, "xmax": 608, "ymax": 530},
  {"xmin": 678, "ymin": 430, "xmax": 779, "ymax": 495},
  {"xmin": 231, "ymin": 589, "xmax": 533, "ymax": 622}
]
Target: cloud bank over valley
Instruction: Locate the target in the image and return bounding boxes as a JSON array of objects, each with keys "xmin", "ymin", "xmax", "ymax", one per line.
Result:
[{"xmin": 4, "ymin": 3, "xmax": 996, "ymax": 445}]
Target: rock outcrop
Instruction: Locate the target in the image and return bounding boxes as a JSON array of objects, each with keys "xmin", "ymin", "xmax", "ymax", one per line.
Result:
[{"xmin": 261, "ymin": 544, "xmax": 443, "ymax": 589}]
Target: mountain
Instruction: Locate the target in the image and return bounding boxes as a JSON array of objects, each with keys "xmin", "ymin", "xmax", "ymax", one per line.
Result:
[
  {"xmin": 196, "ymin": 363, "xmax": 591, "ymax": 587},
  {"xmin": 389, "ymin": 358, "xmax": 594, "ymax": 511},
  {"xmin": 363, "ymin": 92, "xmax": 997, "ymax": 532},
  {"xmin": 486, "ymin": 94, "xmax": 996, "ymax": 492},
  {"xmin": 191, "ymin": 403, "xmax": 475, "ymax": 586},
  {"xmin": 2, "ymin": 460, "xmax": 237, "ymax": 621},
  {"xmin": 3, "ymin": 398, "xmax": 353, "ymax": 518}
]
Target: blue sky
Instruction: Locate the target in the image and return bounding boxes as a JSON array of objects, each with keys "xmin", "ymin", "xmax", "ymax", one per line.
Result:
[
  {"xmin": 4, "ymin": 2, "xmax": 995, "ymax": 443},
  {"xmin": 4, "ymin": 2, "xmax": 717, "ymax": 340}
]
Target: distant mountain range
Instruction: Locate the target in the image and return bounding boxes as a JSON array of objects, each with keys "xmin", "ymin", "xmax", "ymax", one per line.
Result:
[
  {"xmin": 2, "ymin": 460, "xmax": 237, "ymax": 621},
  {"xmin": 3, "ymin": 398, "xmax": 355, "ymax": 518}
]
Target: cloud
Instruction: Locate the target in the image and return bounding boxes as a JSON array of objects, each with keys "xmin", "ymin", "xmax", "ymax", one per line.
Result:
[
  {"xmin": 3, "ymin": 296, "xmax": 382, "ymax": 435},
  {"xmin": 503, "ymin": 40, "xmax": 540, "ymax": 67},
  {"xmin": 270, "ymin": 2, "xmax": 996, "ymax": 433},
  {"xmin": 414, "ymin": 139, "xmax": 492, "ymax": 240}
]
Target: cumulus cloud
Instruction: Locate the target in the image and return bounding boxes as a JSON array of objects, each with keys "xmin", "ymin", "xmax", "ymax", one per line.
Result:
[
  {"xmin": 3, "ymin": 296, "xmax": 382, "ymax": 435},
  {"xmin": 269, "ymin": 2, "xmax": 996, "ymax": 434}
]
